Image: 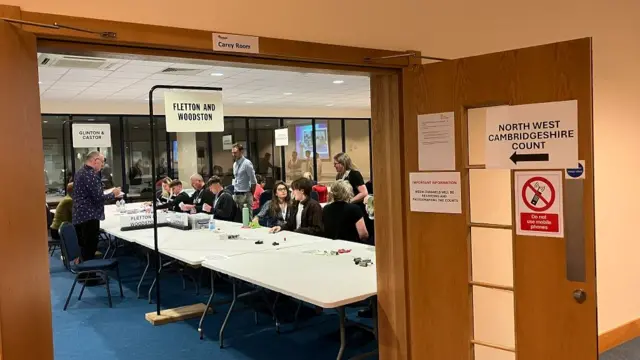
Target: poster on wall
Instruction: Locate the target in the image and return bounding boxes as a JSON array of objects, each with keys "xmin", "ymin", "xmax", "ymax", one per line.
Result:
[
  {"xmin": 275, "ymin": 128, "xmax": 288, "ymax": 146},
  {"xmin": 72, "ymin": 123, "xmax": 111, "ymax": 148},
  {"xmin": 409, "ymin": 172, "xmax": 462, "ymax": 214},
  {"xmin": 418, "ymin": 112, "xmax": 456, "ymax": 171},
  {"xmin": 295, "ymin": 123, "xmax": 329, "ymax": 159},
  {"xmin": 164, "ymin": 91, "xmax": 224, "ymax": 133},
  {"xmin": 514, "ymin": 171, "xmax": 564, "ymax": 237},
  {"xmin": 222, "ymin": 135, "xmax": 233, "ymax": 150}
]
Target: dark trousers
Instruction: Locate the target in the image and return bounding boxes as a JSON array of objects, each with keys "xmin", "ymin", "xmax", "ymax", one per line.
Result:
[
  {"xmin": 50, "ymin": 228, "xmax": 60, "ymax": 240},
  {"xmin": 74, "ymin": 219, "xmax": 100, "ymax": 261}
]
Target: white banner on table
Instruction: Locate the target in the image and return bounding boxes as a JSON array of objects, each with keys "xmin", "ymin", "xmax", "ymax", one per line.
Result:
[
  {"xmin": 72, "ymin": 123, "xmax": 111, "ymax": 148},
  {"xmin": 275, "ymin": 128, "xmax": 288, "ymax": 146},
  {"xmin": 222, "ymin": 134, "xmax": 233, "ymax": 150},
  {"xmin": 120, "ymin": 212, "xmax": 167, "ymax": 228},
  {"xmin": 164, "ymin": 91, "xmax": 224, "ymax": 133}
]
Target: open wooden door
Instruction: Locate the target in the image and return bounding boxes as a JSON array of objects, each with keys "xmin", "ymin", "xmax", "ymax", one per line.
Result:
[
  {"xmin": 0, "ymin": 17, "xmax": 54, "ymax": 360},
  {"xmin": 404, "ymin": 38, "xmax": 596, "ymax": 360}
]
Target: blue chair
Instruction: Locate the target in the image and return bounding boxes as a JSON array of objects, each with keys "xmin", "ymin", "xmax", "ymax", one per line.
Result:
[{"xmin": 59, "ymin": 223, "xmax": 124, "ymax": 310}]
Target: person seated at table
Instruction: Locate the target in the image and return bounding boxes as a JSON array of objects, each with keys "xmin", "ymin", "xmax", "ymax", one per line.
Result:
[
  {"xmin": 269, "ymin": 177, "xmax": 323, "ymax": 236},
  {"xmin": 202, "ymin": 176, "xmax": 237, "ymax": 221},
  {"xmin": 169, "ymin": 180, "xmax": 193, "ymax": 212},
  {"xmin": 323, "ymin": 180, "xmax": 369, "ymax": 242},
  {"xmin": 155, "ymin": 177, "xmax": 174, "ymax": 210},
  {"xmin": 189, "ymin": 173, "xmax": 214, "ymax": 213},
  {"xmin": 253, "ymin": 181, "xmax": 291, "ymax": 227},
  {"xmin": 50, "ymin": 182, "xmax": 74, "ymax": 240}
]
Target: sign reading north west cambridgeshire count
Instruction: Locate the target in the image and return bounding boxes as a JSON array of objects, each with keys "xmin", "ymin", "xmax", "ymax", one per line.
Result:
[{"xmin": 484, "ymin": 100, "xmax": 578, "ymax": 169}]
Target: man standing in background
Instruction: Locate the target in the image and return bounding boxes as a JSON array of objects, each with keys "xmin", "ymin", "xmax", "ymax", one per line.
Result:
[
  {"xmin": 73, "ymin": 151, "xmax": 121, "ymax": 262},
  {"xmin": 231, "ymin": 143, "xmax": 257, "ymax": 210}
]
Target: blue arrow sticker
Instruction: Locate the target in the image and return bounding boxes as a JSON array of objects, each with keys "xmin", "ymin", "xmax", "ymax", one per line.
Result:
[{"xmin": 566, "ymin": 161, "xmax": 584, "ymax": 179}]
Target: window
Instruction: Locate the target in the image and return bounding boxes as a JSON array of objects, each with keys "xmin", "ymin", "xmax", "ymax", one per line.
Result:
[
  {"xmin": 248, "ymin": 118, "xmax": 280, "ymax": 188},
  {"xmin": 42, "ymin": 115, "xmax": 70, "ymax": 201}
]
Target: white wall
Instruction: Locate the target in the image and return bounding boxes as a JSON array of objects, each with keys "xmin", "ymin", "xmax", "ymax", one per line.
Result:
[{"xmin": 7, "ymin": 0, "xmax": 640, "ymax": 334}]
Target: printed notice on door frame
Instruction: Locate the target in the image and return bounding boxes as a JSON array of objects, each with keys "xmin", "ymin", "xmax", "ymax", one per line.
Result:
[
  {"xmin": 409, "ymin": 172, "xmax": 462, "ymax": 214},
  {"xmin": 417, "ymin": 112, "xmax": 456, "ymax": 171},
  {"xmin": 515, "ymin": 171, "xmax": 564, "ymax": 237}
]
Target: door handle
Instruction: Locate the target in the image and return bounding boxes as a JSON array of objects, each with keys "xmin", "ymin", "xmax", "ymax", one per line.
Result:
[{"xmin": 573, "ymin": 289, "xmax": 587, "ymax": 304}]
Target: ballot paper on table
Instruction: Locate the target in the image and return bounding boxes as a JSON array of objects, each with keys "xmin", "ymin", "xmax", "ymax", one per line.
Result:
[{"xmin": 104, "ymin": 188, "xmax": 125, "ymax": 197}]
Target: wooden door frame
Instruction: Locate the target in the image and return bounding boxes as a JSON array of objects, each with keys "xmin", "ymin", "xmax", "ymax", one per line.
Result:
[{"xmin": 0, "ymin": 4, "xmax": 414, "ymax": 360}]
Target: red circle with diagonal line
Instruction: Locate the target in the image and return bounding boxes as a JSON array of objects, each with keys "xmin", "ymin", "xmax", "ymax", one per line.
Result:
[{"xmin": 521, "ymin": 176, "xmax": 555, "ymax": 212}]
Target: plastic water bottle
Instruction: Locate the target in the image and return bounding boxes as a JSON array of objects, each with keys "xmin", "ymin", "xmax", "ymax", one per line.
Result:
[
  {"xmin": 120, "ymin": 198, "xmax": 126, "ymax": 212},
  {"xmin": 242, "ymin": 204, "xmax": 250, "ymax": 227},
  {"xmin": 208, "ymin": 215, "xmax": 216, "ymax": 231}
]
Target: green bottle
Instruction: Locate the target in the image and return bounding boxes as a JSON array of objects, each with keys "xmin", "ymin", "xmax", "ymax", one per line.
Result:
[{"xmin": 242, "ymin": 204, "xmax": 250, "ymax": 227}]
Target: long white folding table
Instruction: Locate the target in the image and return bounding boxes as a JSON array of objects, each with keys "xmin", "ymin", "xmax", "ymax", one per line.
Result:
[
  {"xmin": 201, "ymin": 240, "xmax": 377, "ymax": 359},
  {"xmin": 71, "ymin": 204, "xmax": 377, "ymax": 359}
]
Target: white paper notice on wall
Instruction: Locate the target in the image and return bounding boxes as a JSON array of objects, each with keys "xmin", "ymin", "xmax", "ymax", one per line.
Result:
[
  {"xmin": 222, "ymin": 135, "xmax": 233, "ymax": 150},
  {"xmin": 72, "ymin": 123, "xmax": 111, "ymax": 148},
  {"xmin": 409, "ymin": 172, "xmax": 462, "ymax": 214},
  {"xmin": 213, "ymin": 33, "xmax": 260, "ymax": 54},
  {"xmin": 485, "ymin": 100, "xmax": 578, "ymax": 169},
  {"xmin": 515, "ymin": 171, "xmax": 564, "ymax": 237},
  {"xmin": 274, "ymin": 128, "xmax": 288, "ymax": 146},
  {"xmin": 418, "ymin": 112, "xmax": 456, "ymax": 171},
  {"xmin": 164, "ymin": 91, "xmax": 224, "ymax": 133}
]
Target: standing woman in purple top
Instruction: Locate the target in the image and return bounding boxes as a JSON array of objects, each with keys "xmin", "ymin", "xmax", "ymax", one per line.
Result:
[{"xmin": 72, "ymin": 151, "xmax": 122, "ymax": 261}]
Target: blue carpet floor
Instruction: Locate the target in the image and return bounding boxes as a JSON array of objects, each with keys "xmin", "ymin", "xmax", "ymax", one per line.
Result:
[{"xmin": 49, "ymin": 245, "xmax": 377, "ymax": 360}]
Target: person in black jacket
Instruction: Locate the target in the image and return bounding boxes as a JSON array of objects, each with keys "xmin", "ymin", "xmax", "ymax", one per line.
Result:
[
  {"xmin": 202, "ymin": 176, "xmax": 237, "ymax": 221},
  {"xmin": 189, "ymin": 174, "xmax": 214, "ymax": 213},
  {"xmin": 169, "ymin": 180, "xmax": 192, "ymax": 212},
  {"xmin": 270, "ymin": 177, "xmax": 323, "ymax": 236}
]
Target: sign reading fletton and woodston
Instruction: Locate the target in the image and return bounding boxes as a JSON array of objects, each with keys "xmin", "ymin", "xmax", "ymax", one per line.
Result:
[{"xmin": 164, "ymin": 91, "xmax": 224, "ymax": 132}]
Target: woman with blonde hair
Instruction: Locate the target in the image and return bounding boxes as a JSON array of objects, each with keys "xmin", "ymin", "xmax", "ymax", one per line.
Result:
[
  {"xmin": 333, "ymin": 152, "xmax": 368, "ymax": 204},
  {"xmin": 322, "ymin": 179, "xmax": 368, "ymax": 242},
  {"xmin": 155, "ymin": 177, "xmax": 175, "ymax": 210}
]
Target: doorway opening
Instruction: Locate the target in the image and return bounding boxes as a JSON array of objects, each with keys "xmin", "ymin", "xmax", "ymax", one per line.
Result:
[{"xmin": 43, "ymin": 48, "xmax": 380, "ymax": 360}]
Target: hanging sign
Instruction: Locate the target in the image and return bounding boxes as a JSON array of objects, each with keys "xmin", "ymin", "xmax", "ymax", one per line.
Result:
[
  {"xmin": 164, "ymin": 91, "xmax": 224, "ymax": 133},
  {"xmin": 565, "ymin": 160, "xmax": 585, "ymax": 180},
  {"xmin": 485, "ymin": 100, "xmax": 578, "ymax": 169},
  {"xmin": 72, "ymin": 123, "xmax": 111, "ymax": 148},
  {"xmin": 409, "ymin": 172, "xmax": 462, "ymax": 214},
  {"xmin": 275, "ymin": 128, "xmax": 288, "ymax": 146},
  {"xmin": 222, "ymin": 135, "xmax": 233, "ymax": 150},
  {"xmin": 515, "ymin": 171, "xmax": 564, "ymax": 237},
  {"xmin": 213, "ymin": 33, "xmax": 260, "ymax": 54}
]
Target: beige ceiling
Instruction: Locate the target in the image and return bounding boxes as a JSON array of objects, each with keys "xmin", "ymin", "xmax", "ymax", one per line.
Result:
[{"xmin": 37, "ymin": 53, "xmax": 371, "ymax": 111}]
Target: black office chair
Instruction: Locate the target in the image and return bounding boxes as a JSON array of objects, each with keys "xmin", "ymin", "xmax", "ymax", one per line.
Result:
[{"xmin": 46, "ymin": 204, "xmax": 59, "ymax": 256}]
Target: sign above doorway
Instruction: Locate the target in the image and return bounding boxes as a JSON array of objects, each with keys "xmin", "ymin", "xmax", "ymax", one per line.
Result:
[
  {"xmin": 213, "ymin": 33, "xmax": 260, "ymax": 54},
  {"xmin": 485, "ymin": 100, "xmax": 578, "ymax": 169}
]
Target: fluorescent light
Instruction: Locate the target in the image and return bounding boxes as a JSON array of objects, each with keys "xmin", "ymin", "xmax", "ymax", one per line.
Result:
[
  {"xmin": 43, "ymin": 120, "xmax": 48, "ymax": 123},
  {"xmin": 210, "ymin": 73, "xmax": 224, "ymax": 77},
  {"xmin": 38, "ymin": 81, "xmax": 43, "ymax": 84},
  {"xmin": 333, "ymin": 80, "xmax": 344, "ymax": 84},
  {"xmin": 87, "ymin": 118, "xmax": 95, "ymax": 121},
  {"xmin": 245, "ymin": 101, "xmax": 254, "ymax": 104},
  {"xmin": 283, "ymin": 92, "xmax": 293, "ymax": 95},
  {"xmin": 326, "ymin": 104, "xmax": 334, "ymax": 107}
]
